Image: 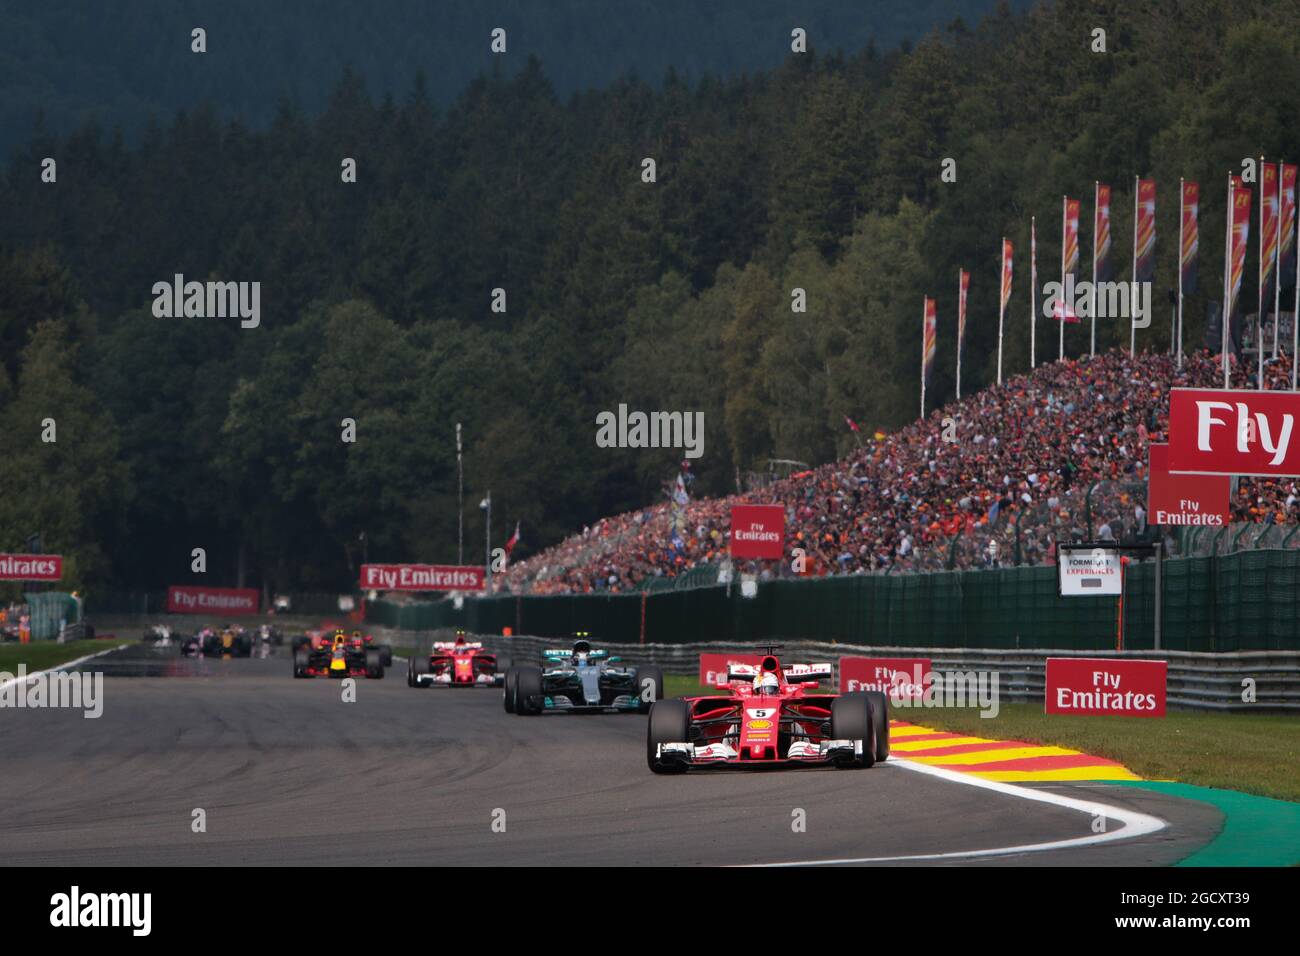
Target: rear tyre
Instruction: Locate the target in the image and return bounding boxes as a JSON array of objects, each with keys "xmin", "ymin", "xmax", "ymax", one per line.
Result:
[
  {"xmin": 293, "ymin": 648, "xmax": 310, "ymax": 678},
  {"xmin": 379, "ymin": 644, "xmax": 393, "ymax": 668},
  {"xmin": 514, "ymin": 666, "xmax": 543, "ymax": 715},
  {"xmin": 365, "ymin": 648, "xmax": 385, "ymax": 679},
  {"xmin": 635, "ymin": 666, "xmax": 665, "ymax": 714},
  {"xmin": 830, "ymin": 695, "xmax": 875, "ymax": 768},
  {"xmin": 646, "ymin": 699, "xmax": 690, "ymax": 773},
  {"xmin": 862, "ymin": 691, "xmax": 890, "ymax": 762},
  {"xmin": 503, "ymin": 666, "xmax": 519, "ymax": 713}
]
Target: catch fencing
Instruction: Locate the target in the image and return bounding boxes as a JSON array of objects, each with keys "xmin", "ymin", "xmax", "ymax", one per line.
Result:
[{"xmin": 368, "ymin": 549, "xmax": 1300, "ymax": 652}]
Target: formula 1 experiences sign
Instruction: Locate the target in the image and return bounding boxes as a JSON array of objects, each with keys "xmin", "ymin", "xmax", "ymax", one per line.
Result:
[
  {"xmin": 729, "ymin": 504, "xmax": 785, "ymax": 559},
  {"xmin": 1045, "ymin": 657, "xmax": 1167, "ymax": 716},
  {"xmin": 1057, "ymin": 547, "xmax": 1122, "ymax": 596},
  {"xmin": 0, "ymin": 554, "xmax": 63, "ymax": 581},
  {"xmin": 1167, "ymin": 387, "xmax": 1300, "ymax": 477},
  {"xmin": 1147, "ymin": 443, "xmax": 1229, "ymax": 527},
  {"xmin": 699, "ymin": 653, "xmax": 762, "ymax": 687},
  {"xmin": 167, "ymin": 586, "xmax": 260, "ymax": 615},
  {"xmin": 839, "ymin": 657, "xmax": 931, "ymax": 698},
  {"xmin": 359, "ymin": 563, "xmax": 485, "ymax": 592}
]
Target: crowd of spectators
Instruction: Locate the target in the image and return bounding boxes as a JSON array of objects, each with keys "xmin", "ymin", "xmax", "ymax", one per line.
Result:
[{"xmin": 502, "ymin": 348, "xmax": 1300, "ymax": 595}]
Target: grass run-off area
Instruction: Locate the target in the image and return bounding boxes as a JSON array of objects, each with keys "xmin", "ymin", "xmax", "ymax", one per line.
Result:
[
  {"xmin": 661, "ymin": 675, "xmax": 1300, "ymax": 803},
  {"xmin": 0, "ymin": 640, "xmax": 119, "ymax": 675}
]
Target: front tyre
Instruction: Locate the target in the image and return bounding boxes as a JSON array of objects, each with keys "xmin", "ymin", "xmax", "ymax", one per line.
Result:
[
  {"xmin": 830, "ymin": 695, "xmax": 875, "ymax": 768},
  {"xmin": 514, "ymin": 666, "xmax": 543, "ymax": 715},
  {"xmin": 646, "ymin": 699, "xmax": 690, "ymax": 774},
  {"xmin": 503, "ymin": 666, "xmax": 519, "ymax": 713},
  {"xmin": 862, "ymin": 690, "xmax": 890, "ymax": 762}
]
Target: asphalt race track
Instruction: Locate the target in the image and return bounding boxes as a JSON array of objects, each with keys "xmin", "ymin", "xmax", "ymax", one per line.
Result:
[{"xmin": 0, "ymin": 646, "xmax": 1224, "ymax": 866}]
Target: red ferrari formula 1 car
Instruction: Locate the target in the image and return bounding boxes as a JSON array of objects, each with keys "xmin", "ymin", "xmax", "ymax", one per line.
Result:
[
  {"xmin": 408, "ymin": 632, "xmax": 512, "ymax": 688},
  {"xmin": 293, "ymin": 628, "xmax": 386, "ymax": 679},
  {"xmin": 646, "ymin": 646, "xmax": 889, "ymax": 773}
]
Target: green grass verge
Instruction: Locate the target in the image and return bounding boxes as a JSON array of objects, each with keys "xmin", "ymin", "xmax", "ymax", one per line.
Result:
[
  {"xmin": 0, "ymin": 640, "xmax": 121, "ymax": 674},
  {"xmin": 665, "ymin": 675, "xmax": 713, "ymax": 698},
  {"xmin": 909, "ymin": 702, "xmax": 1300, "ymax": 804}
]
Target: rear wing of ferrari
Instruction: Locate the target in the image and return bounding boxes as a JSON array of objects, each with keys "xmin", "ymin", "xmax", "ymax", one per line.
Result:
[
  {"xmin": 433, "ymin": 641, "xmax": 483, "ymax": 650},
  {"xmin": 782, "ymin": 663, "xmax": 833, "ymax": 683}
]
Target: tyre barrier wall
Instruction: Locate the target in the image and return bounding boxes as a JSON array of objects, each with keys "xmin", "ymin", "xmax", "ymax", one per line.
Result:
[
  {"xmin": 366, "ymin": 549, "xmax": 1300, "ymax": 652},
  {"xmin": 374, "ymin": 629, "xmax": 1300, "ymax": 712}
]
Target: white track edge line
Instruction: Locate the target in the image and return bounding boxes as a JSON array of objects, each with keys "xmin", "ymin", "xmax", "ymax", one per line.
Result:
[
  {"xmin": 0, "ymin": 643, "xmax": 129, "ymax": 692},
  {"xmin": 749, "ymin": 757, "xmax": 1168, "ymax": 866}
]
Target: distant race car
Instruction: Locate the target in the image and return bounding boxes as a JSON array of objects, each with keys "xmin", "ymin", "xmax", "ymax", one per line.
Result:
[
  {"xmin": 408, "ymin": 632, "xmax": 511, "ymax": 688},
  {"xmin": 293, "ymin": 625, "xmax": 392, "ymax": 666},
  {"xmin": 180, "ymin": 628, "xmax": 210, "ymax": 657},
  {"xmin": 142, "ymin": 624, "xmax": 176, "ymax": 646},
  {"xmin": 293, "ymin": 628, "xmax": 386, "ymax": 679},
  {"xmin": 255, "ymin": 623, "xmax": 283, "ymax": 646},
  {"xmin": 504, "ymin": 636, "xmax": 663, "ymax": 715},
  {"xmin": 202, "ymin": 624, "xmax": 252, "ymax": 658},
  {"xmin": 645, "ymin": 646, "xmax": 889, "ymax": 773}
]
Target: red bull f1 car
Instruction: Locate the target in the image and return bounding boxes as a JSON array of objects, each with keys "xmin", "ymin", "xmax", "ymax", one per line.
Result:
[
  {"xmin": 646, "ymin": 647, "xmax": 889, "ymax": 773},
  {"xmin": 408, "ymin": 633, "xmax": 511, "ymax": 687},
  {"xmin": 293, "ymin": 629, "xmax": 386, "ymax": 679},
  {"xmin": 292, "ymin": 625, "xmax": 392, "ymax": 666}
]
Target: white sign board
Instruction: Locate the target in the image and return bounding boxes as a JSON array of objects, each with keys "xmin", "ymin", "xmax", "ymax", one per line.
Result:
[{"xmin": 1058, "ymin": 548, "xmax": 1122, "ymax": 596}]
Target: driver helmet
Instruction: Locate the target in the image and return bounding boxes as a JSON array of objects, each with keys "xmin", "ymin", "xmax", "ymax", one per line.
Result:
[
  {"xmin": 572, "ymin": 638, "xmax": 591, "ymax": 663},
  {"xmin": 755, "ymin": 671, "xmax": 780, "ymax": 696}
]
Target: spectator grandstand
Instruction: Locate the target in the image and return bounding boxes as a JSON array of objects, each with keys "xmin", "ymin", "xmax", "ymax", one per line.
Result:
[{"xmin": 503, "ymin": 348, "xmax": 1300, "ymax": 595}]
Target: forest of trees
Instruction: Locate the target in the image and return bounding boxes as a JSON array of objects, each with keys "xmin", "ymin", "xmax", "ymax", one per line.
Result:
[{"xmin": 2, "ymin": 0, "xmax": 1299, "ymax": 595}]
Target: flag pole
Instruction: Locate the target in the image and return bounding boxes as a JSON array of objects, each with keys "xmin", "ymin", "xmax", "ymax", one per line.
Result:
[
  {"xmin": 1131, "ymin": 175, "xmax": 1138, "ymax": 357},
  {"xmin": 920, "ymin": 297, "xmax": 927, "ymax": 418},
  {"xmin": 997, "ymin": 238, "xmax": 1005, "ymax": 385},
  {"xmin": 1224, "ymin": 172, "xmax": 1233, "ymax": 388},
  {"xmin": 1259, "ymin": 156, "xmax": 1266, "ymax": 389},
  {"xmin": 956, "ymin": 270, "xmax": 963, "ymax": 400},
  {"xmin": 1060, "ymin": 197, "xmax": 1066, "ymax": 362},
  {"xmin": 1294, "ymin": 172, "xmax": 1300, "ymax": 390},
  {"xmin": 456, "ymin": 422, "xmax": 464, "ymax": 564},
  {"xmin": 1091, "ymin": 182, "xmax": 1098, "ymax": 357},
  {"xmin": 1177, "ymin": 178, "xmax": 1184, "ymax": 370},
  {"xmin": 1274, "ymin": 162, "xmax": 1282, "ymax": 361},
  {"xmin": 1030, "ymin": 217, "xmax": 1037, "ymax": 368}
]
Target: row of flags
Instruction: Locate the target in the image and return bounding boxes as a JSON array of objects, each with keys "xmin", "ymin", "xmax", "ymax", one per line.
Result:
[{"xmin": 920, "ymin": 162, "xmax": 1300, "ymax": 414}]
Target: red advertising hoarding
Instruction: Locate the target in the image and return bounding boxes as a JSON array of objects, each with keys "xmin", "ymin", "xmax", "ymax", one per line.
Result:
[
  {"xmin": 359, "ymin": 564, "xmax": 485, "ymax": 592},
  {"xmin": 698, "ymin": 653, "xmax": 763, "ymax": 687},
  {"xmin": 839, "ymin": 657, "xmax": 931, "ymax": 697},
  {"xmin": 1045, "ymin": 657, "xmax": 1167, "ymax": 717},
  {"xmin": 167, "ymin": 585, "xmax": 260, "ymax": 615},
  {"xmin": 1167, "ymin": 387, "xmax": 1300, "ymax": 477},
  {"xmin": 1147, "ymin": 443, "xmax": 1229, "ymax": 527},
  {"xmin": 729, "ymin": 504, "xmax": 785, "ymax": 560},
  {"xmin": 0, "ymin": 554, "xmax": 63, "ymax": 581}
]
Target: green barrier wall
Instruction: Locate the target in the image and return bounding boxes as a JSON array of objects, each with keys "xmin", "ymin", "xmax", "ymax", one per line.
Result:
[{"xmin": 367, "ymin": 550, "xmax": 1300, "ymax": 651}]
